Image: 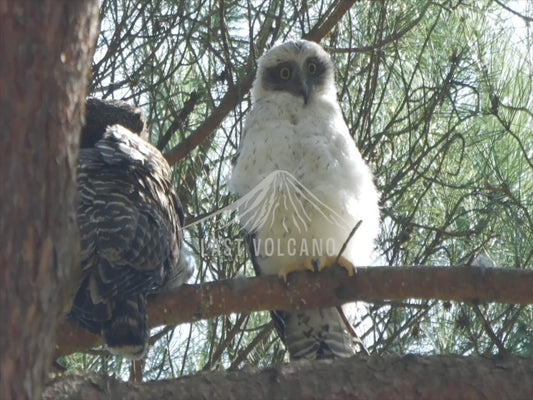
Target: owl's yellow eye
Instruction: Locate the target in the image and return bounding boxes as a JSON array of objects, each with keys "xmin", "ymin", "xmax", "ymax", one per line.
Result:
[
  {"xmin": 308, "ymin": 62, "xmax": 317, "ymax": 75},
  {"xmin": 280, "ymin": 67, "xmax": 291, "ymax": 80}
]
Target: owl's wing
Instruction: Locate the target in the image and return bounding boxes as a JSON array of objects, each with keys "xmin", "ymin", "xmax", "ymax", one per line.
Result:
[{"xmin": 71, "ymin": 124, "xmax": 190, "ymax": 358}]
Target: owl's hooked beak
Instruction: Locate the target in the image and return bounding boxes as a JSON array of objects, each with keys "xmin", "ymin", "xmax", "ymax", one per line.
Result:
[{"xmin": 298, "ymin": 82, "xmax": 309, "ymax": 105}]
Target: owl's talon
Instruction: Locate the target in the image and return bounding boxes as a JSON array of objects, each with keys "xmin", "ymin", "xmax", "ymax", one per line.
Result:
[
  {"xmin": 316, "ymin": 255, "xmax": 356, "ymax": 276},
  {"xmin": 278, "ymin": 256, "xmax": 355, "ymax": 280},
  {"xmin": 278, "ymin": 258, "xmax": 315, "ymax": 281}
]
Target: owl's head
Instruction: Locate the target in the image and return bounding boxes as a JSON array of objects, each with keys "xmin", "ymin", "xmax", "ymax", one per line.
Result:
[{"xmin": 252, "ymin": 40, "xmax": 336, "ymax": 105}]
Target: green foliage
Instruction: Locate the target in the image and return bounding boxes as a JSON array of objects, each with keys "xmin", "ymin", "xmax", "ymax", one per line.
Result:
[{"xmin": 65, "ymin": 0, "xmax": 533, "ymax": 381}]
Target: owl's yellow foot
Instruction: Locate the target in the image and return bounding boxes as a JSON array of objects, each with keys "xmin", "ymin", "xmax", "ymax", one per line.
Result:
[
  {"xmin": 278, "ymin": 256, "xmax": 355, "ymax": 281},
  {"xmin": 315, "ymin": 255, "xmax": 356, "ymax": 276},
  {"xmin": 278, "ymin": 258, "xmax": 315, "ymax": 281}
]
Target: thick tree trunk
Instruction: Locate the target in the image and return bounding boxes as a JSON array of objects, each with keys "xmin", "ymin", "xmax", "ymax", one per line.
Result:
[
  {"xmin": 0, "ymin": 2, "xmax": 98, "ymax": 399},
  {"xmin": 42, "ymin": 354, "xmax": 533, "ymax": 400}
]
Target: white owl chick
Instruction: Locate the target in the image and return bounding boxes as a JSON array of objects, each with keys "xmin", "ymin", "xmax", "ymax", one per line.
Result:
[{"xmin": 230, "ymin": 40, "xmax": 380, "ymax": 360}]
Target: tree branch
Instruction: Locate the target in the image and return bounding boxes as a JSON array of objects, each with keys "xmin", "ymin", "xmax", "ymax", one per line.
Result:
[
  {"xmin": 43, "ymin": 354, "xmax": 533, "ymax": 399},
  {"xmin": 493, "ymin": 0, "xmax": 533, "ymax": 23},
  {"xmin": 55, "ymin": 266, "xmax": 533, "ymax": 358}
]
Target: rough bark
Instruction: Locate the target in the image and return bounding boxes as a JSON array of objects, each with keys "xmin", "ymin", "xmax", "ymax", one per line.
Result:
[
  {"xmin": 42, "ymin": 354, "xmax": 533, "ymax": 400},
  {"xmin": 55, "ymin": 266, "xmax": 533, "ymax": 357},
  {"xmin": 0, "ymin": 2, "xmax": 99, "ymax": 399}
]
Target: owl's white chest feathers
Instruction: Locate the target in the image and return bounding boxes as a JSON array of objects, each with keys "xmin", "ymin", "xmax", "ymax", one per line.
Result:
[{"xmin": 230, "ymin": 93, "xmax": 379, "ymax": 275}]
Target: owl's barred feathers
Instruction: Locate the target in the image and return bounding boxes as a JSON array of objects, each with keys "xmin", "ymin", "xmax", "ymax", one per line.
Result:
[
  {"xmin": 231, "ymin": 40, "xmax": 380, "ymax": 360},
  {"xmin": 71, "ymin": 100, "xmax": 191, "ymax": 359}
]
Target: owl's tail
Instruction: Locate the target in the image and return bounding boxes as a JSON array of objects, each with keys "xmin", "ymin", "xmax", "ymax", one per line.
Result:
[
  {"xmin": 272, "ymin": 307, "xmax": 358, "ymax": 360},
  {"xmin": 103, "ymin": 294, "xmax": 149, "ymax": 360}
]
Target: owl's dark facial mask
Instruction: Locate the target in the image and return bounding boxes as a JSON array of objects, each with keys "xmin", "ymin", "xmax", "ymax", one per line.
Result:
[{"xmin": 262, "ymin": 57, "xmax": 329, "ymax": 104}]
